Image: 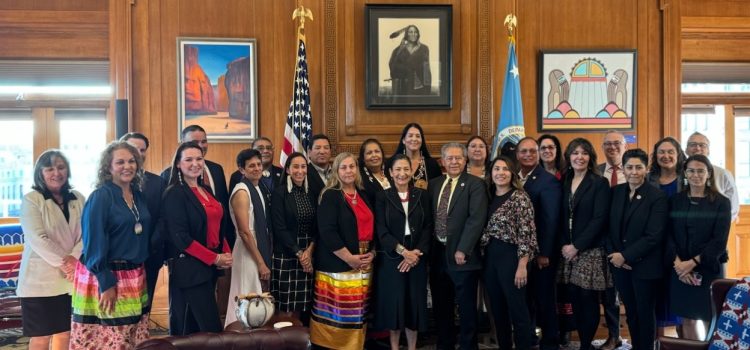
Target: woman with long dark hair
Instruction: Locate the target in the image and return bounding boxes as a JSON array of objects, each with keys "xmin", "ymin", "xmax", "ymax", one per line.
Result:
[
  {"xmin": 162, "ymin": 141, "xmax": 232, "ymax": 335},
  {"xmin": 558, "ymin": 138, "xmax": 611, "ymax": 350},
  {"xmin": 271, "ymin": 152, "xmax": 317, "ymax": 321},
  {"xmin": 667, "ymin": 154, "xmax": 731, "ymax": 340},
  {"xmin": 481, "ymin": 155, "xmax": 537, "ymax": 349},
  {"xmin": 538, "ymin": 134, "xmax": 565, "ymax": 180},
  {"xmin": 391, "ymin": 123, "xmax": 442, "ymax": 190}
]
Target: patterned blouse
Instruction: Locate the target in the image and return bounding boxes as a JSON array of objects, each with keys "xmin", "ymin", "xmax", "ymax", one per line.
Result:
[{"xmin": 480, "ymin": 189, "xmax": 538, "ymax": 259}]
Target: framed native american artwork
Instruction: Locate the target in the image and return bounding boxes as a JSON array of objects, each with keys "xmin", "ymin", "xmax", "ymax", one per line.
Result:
[
  {"xmin": 177, "ymin": 37, "xmax": 258, "ymax": 142},
  {"xmin": 365, "ymin": 5, "xmax": 452, "ymax": 109},
  {"xmin": 538, "ymin": 50, "xmax": 636, "ymax": 132}
]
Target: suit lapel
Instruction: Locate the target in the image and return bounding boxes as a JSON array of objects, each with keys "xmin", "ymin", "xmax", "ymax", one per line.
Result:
[
  {"xmin": 623, "ymin": 187, "xmax": 645, "ymax": 227},
  {"xmin": 386, "ymin": 189, "xmax": 405, "ymax": 214},
  {"xmin": 408, "ymin": 188, "xmax": 420, "ymax": 216},
  {"xmin": 447, "ymin": 174, "xmax": 466, "ymax": 214},
  {"xmin": 183, "ymin": 185, "xmax": 205, "ymax": 214}
]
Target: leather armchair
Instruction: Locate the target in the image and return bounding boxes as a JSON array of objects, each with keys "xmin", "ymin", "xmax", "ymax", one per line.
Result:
[
  {"xmin": 136, "ymin": 316, "xmax": 309, "ymax": 350},
  {"xmin": 656, "ymin": 278, "xmax": 738, "ymax": 350}
]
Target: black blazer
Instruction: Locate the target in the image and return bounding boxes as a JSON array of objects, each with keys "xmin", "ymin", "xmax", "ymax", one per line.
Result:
[
  {"xmin": 607, "ymin": 183, "xmax": 668, "ymax": 279},
  {"xmin": 560, "ymin": 171, "xmax": 611, "ymax": 251},
  {"xmin": 143, "ymin": 171, "xmax": 167, "ymax": 254},
  {"xmin": 667, "ymin": 192, "xmax": 731, "ymax": 275},
  {"xmin": 361, "ymin": 166, "xmax": 392, "ymax": 207},
  {"xmin": 271, "ymin": 179, "xmax": 318, "ymax": 256},
  {"xmin": 306, "ymin": 163, "xmax": 327, "ymax": 201},
  {"xmin": 162, "ymin": 183, "xmax": 226, "ymax": 288},
  {"xmin": 523, "ymin": 165, "xmax": 561, "ymax": 258},
  {"xmin": 229, "ymin": 165, "xmax": 283, "ymax": 194},
  {"xmin": 315, "ymin": 188, "xmax": 374, "ymax": 273},
  {"xmin": 428, "ymin": 173, "xmax": 488, "ymax": 271},
  {"xmin": 162, "ymin": 160, "xmax": 234, "ymax": 246},
  {"xmin": 375, "ymin": 187, "xmax": 433, "ymax": 257}
]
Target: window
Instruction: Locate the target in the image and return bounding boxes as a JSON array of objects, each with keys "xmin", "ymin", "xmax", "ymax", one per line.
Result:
[
  {"xmin": 0, "ymin": 110, "xmax": 34, "ymax": 217},
  {"xmin": 57, "ymin": 110, "xmax": 107, "ymax": 197},
  {"xmin": 681, "ymin": 105, "xmax": 726, "ymax": 167}
]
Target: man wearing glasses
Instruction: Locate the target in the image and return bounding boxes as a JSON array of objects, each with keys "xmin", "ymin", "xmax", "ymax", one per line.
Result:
[
  {"xmin": 685, "ymin": 132, "xmax": 739, "ymax": 221},
  {"xmin": 230, "ymin": 137, "xmax": 284, "ymax": 193}
]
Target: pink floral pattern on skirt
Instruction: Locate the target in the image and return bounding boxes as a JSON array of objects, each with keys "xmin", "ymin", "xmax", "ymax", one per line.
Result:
[{"xmin": 70, "ymin": 314, "xmax": 149, "ymax": 350}]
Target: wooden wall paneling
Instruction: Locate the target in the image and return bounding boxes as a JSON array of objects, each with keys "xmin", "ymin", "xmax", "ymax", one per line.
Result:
[
  {"xmin": 338, "ymin": 0, "xmax": 482, "ymax": 157},
  {"xmin": 0, "ymin": 9, "xmax": 108, "ymax": 59},
  {"xmin": 681, "ymin": 0, "xmax": 750, "ymax": 17},
  {"xmin": 109, "ymin": 0, "xmax": 132, "ymax": 143},
  {"xmin": 661, "ymin": 0, "xmax": 681, "ymax": 141},
  {"xmin": 0, "ymin": 0, "xmax": 106, "ymax": 11},
  {"xmin": 477, "ymin": 0, "xmax": 492, "ymax": 143}
]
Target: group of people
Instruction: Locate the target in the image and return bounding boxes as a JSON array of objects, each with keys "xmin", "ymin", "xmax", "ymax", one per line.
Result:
[{"xmin": 16, "ymin": 121, "xmax": 737, "ymax": 350}]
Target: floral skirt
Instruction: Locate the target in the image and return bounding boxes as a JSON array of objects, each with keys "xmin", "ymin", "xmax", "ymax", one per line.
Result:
[
  {"xmin": 557, "ymin": 247, "xmax": 613, "ymax": 291},
  {"xmin": 70, "ymin": 261, "xmax": 149, "ymax": 349}
]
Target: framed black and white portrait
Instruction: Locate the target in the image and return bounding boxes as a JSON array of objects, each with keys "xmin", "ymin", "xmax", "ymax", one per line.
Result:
[{"xmin": 365, "ymin": 5, "xmax": 452, "ymax": 109}]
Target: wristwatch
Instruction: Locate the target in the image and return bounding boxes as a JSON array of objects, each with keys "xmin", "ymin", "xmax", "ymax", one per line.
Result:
[{"xmin": 296, "ymin": 250, "xmax": 304, "ymax": 258}]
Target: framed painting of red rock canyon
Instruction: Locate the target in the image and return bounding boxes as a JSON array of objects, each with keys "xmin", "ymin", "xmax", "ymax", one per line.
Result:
[
  {"xmin": 538, "ymin": 50, "xmax": 636, "ymax": 132},
  {"xmin": 177, "ymin": 37, "xmax": 258, "ymax": 142}
]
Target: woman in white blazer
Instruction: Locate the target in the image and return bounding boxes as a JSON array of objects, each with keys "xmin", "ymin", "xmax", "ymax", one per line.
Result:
[{"xmin": 18, "ymin": 150, "xmax": 84, "ymax": 350}]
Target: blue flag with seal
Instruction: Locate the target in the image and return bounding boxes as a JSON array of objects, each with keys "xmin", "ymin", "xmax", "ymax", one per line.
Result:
[{"xmin": 490, "ymin": 36, "xmax": 525, "ymax": 159}]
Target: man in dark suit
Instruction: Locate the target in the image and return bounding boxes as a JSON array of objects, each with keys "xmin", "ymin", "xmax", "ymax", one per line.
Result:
[
  {"xmin": 597, "ymin": 130, "xmax": 628, "ymax": 350},
  {"xmin": 607, "ymin": 148, "xmax": 667, "ymax": 350},
  {"xmin": 121, "ymin": 132, "xmax": 167, "ymax": 314},
  {"xmin": 306, "ymin": 134, "xmax": 332, "ymax": 199},
  {"xmin": 229, "ymin": 136, "xmax": 283, "ymax": 194},
  {"xmin": 515, "ymin": 137, "xmax": 561, "ymax": 350},
  {"xmin": 429, "ymin": 142, "xmax": 487, "ymax": 350}
]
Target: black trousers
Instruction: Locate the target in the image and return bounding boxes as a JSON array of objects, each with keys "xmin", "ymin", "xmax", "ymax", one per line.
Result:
[
  {"xmin": 528, "ymin": 255, "xmax": 559, "ymax": 350},
  {"xmin": 168, "ymin": 277, "xmax": 222, "ymax": 336},
  {"xmin": 612, "ymin": 269, "xmax": 658, "ymax": 350},
  {"xmin": 430, "ymin": 244, "xmax": 479, "ymax": 350},
  {"xmin": 601, "ymin": 285, "xmax": 621, "ymax": 338},
  {"xmin": 143, "ymin": 247, "xmax": 164, "ymax": 314},
  {"xmin": 571, "ymin": 285, "xmax": 601, "ymax": 350},
  {"xmin": 484, "ymin": 239, "xmax": 533, "ymax": 350}
]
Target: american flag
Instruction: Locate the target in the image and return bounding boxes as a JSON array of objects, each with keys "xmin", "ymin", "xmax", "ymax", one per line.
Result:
[{"xmin": 280, "ymin": 37, "xmax": 312, "ymax": 166}]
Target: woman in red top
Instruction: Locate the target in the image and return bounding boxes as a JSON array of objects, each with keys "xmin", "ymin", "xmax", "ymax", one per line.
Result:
[
  {"xmin": 162, "ymin": 141, "xmax": 233, "ymax": 335},
  {"xmin": 310, "ymin": 152, "xmax": 376, "ymax": 349}
]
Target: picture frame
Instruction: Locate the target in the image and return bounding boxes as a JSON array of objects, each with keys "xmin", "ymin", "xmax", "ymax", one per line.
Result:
[
  {"xmin": 538, "ymin": 50, "xmax": 636, "ymax": 132},
  {"xmin": 177, "ymin": 37, "xmax": 258, "ymax": 142},
  {"xmin": 365, "ymin": 5, "xmax": 452, "ymax": 109}
]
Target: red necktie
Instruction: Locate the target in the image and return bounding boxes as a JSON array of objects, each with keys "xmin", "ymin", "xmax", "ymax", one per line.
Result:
[{"xmin": 610, "ymin": 165, "xmax": 618, "ymax": 188}]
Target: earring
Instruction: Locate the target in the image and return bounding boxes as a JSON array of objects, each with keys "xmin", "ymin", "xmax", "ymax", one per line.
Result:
[
  {"xmin": 684, "ymin": 178, "xmax": 688, "ymax": 186},
  {"xmin": 178, "ymin": 171, "xmax": 184, "ymax": 185},
  {"xmin": 707, "ymin": 181, "xmax": 711, "ymax": 187}
]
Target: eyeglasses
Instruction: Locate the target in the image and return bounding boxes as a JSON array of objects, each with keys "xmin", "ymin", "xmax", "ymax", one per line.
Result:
[
  {"xmin": 603, "ymin": 141, "xmax": 623, "ymax": 148},
  {"xmin": 254, "ymin": 146, "xmax": 274, "ymax": 151},
  {"xmin": 687, "ymin": 142, "xmax": 709, "ymax": 149},
  {"xmin": 517, "ymin": 148, "xmax": 538, "ymax": 155},
  {"xmin": 443, "ymin": 156, "xmax": 464, "ymax": 162},
  {"xmin": 540, "ymin": 145, "xmax": 556, "ymax": 151},
  {"xmin": 685, "ymin": 168, "xmax": 708, "ymax": 176}
]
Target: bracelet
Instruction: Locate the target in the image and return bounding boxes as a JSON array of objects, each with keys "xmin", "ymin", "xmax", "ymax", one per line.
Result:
[
  {"xmin": 692, "ymin": 257, "xmax": 700, "ymax": 266},
  {"xmin": 214, "ymin": 254, "xmax": 222, "ymax": 265},
  {"xmin": 296, "ymin": 250, "xmax": 304, "ymax": 258},
  {"xmin": 395, "ymin": 244, "xmax": 406, "ymax": 255}
]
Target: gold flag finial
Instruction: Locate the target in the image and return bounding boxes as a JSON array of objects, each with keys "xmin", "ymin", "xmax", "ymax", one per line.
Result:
[
  {"xmin": 504, "ymin": 14, "xmax": 517, "ymax": 37},
  {"xmin": 292, "ymin": 5, "xmax": 313, "ymax": 32}
]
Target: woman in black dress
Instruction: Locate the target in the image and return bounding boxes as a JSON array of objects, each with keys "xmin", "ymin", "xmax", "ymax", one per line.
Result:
[
  {"xmin": 270, "ymin": 152, "xmax": 317, "ymax": 321},
  {"xmin": 558, "ymin": 138, "xmax": 611, "ymax": 350},
  {"xmin": 667, "ymin": 154, "xmax": 731, "ymax": 340},
  {"xmin": 374, "ymin": 154, "xmax": 433, "ymax": 350},
  {"xmin": 391, "ymin": 123, "xmax": 442, "ymax": 190}
]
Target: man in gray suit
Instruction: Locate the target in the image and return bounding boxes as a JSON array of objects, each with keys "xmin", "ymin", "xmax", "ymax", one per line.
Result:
[{"xmin": 429, "ymin": 142, "xmax": 488, "ymax": 350}]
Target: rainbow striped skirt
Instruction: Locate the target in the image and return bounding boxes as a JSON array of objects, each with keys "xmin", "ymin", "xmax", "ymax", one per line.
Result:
[
  {"xmin": 310, "ymin": 269, "xmax": 372, "ymax": 350},
  {"xmin": 70, "ymin": 261, "xmax": 149, "ymax": 349}
]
